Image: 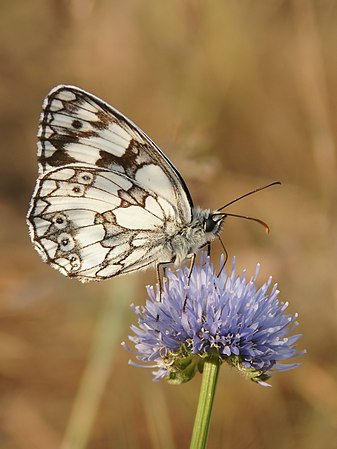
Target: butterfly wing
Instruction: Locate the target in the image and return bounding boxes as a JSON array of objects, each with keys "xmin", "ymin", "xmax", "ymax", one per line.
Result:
[
  {"xmin": 28, "ymin": 165, "xmax": 180, "ymax": 280},
  {"xmin": 27, "ymin": 85, "xmax": 193, "ymax": 281}
]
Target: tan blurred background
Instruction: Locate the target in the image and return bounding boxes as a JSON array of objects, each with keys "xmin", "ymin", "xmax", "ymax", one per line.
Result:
[{"xmin": 1, "ymin": 1, "xmax": 337, "ymax": 448}]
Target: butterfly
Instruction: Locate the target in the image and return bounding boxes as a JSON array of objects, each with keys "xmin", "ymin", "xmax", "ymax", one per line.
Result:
[{"xmin": 27, "ymin": 85, "xmax": 275, "ymax": 282}]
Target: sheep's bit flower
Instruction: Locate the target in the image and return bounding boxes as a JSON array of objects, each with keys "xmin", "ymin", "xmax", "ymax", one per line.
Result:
[{"xmin": 124, "ymin": 254, "xmax": 302, "ymax": 386}]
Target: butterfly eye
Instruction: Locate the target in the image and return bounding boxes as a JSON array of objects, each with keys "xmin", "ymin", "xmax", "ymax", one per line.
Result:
[
  {"xmin": 203, "ymin": 214, "xmax": 224, "ymax": 234},
  {"xmin": 204, "ymin": 217, "xmax": 217, "ymax": 233}
]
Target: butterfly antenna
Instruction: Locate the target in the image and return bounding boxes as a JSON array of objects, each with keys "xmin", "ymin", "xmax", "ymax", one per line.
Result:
[
  {"xmin": 223, "ymin": 212, "xmax": 270, "ymax": 233},
  {"xmin": 217, "ymin": 181, "xmax": 281, "ymax": 211},
  {"xmin": 217, "ymin": 181, "xmax": 281, "ymax": 234}
]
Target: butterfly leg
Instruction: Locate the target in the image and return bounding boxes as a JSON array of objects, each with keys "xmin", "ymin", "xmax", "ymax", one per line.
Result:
[
  {"xmin": 217, "ymin": 236, "xmax": 228, "ymax": 276},
  {"xmin": 155, "ymin": 259, "xmax": 174, "ymax": 322},
  {"xmin": 156, "ymin": 259, "xmax": 175, "ymax": 300},
  {"xmin": 182, "ymin": 253, "xmax": 196, "ymax": 311}
]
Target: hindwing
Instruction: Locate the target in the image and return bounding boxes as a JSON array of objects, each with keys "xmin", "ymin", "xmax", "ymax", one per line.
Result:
[{"xmin": 27, "ymin": 165, "xmax": 178, "ymax": 281}]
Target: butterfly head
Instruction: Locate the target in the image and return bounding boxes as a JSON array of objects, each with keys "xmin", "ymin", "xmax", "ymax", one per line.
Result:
[
  {"xmin": 203, "ymin": 212, "xmax": 226, "ymax": 237},
  {"xmin": 190, "ymin": 208, "xmax": 226, "ymax": 243}
]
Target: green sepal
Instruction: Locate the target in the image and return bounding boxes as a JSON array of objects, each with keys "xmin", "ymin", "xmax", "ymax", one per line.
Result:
[
  {"xmin": 226, "ymin": 354, "xmax": 271, "ymax": 384},
  {"xmin": 166, "ymin": 354, "xmax": 201, "ymax": 384}
]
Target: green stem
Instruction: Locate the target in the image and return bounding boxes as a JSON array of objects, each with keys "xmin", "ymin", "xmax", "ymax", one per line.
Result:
[{"xmin": 189, "ymin": 356, "xmax": 221, "ymax": 449}]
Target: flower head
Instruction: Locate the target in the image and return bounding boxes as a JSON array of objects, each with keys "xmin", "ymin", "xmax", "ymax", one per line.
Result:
[{"xmin": 124, "ymin": 253, "xmax": 303, "ymax": 386}]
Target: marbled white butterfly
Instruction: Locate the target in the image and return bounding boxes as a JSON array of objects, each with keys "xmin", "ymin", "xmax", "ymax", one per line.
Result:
[{"xmin": 27, "ymin": 85, "xmax": 275, "ymax": 282}]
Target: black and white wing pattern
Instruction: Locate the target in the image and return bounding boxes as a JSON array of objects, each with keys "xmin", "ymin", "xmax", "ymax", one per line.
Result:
[{"xmin": 27, "ymin": 85, "xmax": 224, "ymax": 282}]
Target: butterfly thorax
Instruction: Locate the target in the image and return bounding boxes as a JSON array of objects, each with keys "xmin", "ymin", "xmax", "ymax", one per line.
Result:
[{"xmin": 168, "ymin": 207, "xmax": 225, "ymax": 264}]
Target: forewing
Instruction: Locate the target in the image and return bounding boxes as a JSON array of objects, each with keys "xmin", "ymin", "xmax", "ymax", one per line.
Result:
[
  {"xmin": 37, "ymin": 85, "xmax": 192, "ymax": 224},
  {"xmin": 27, "ymin": 165, "xmax": 175, "ymax": 281}
]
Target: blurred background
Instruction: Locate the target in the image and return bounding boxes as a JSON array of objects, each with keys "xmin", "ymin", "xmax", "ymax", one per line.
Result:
[{"xmin": 1, "ymin": 1, "xmax": 337, "ymax": 448}]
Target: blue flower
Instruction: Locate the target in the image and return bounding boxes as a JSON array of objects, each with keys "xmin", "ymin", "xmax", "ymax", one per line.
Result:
[{"xmin": 123, "ymin": 253, "xmax": 303, "ymax": 386}]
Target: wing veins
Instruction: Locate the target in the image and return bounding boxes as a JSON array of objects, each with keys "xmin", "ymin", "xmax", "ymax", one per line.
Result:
[{"xmin": 48, "ymin": 96, "xmax": 102, "ymax": 116}]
